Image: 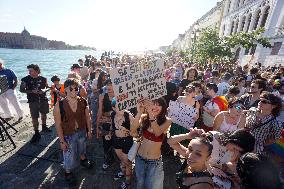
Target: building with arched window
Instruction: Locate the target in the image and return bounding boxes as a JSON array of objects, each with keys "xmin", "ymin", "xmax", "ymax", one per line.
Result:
[
  {"xmin": 220, "ymin": 0, "xmax": 284, "ymax": 67},
  {"xmin": 166, "ymin": 0, "xmax": 284, "ymax": 67}
]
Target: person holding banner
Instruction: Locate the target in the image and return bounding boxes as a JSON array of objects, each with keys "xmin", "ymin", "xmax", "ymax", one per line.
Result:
[
  {"xmin": 111, "ymin": 98, "xmax": 134, "ymax": 189},
  {"xmin": 132, "ymin": 97, "xmax": 171, "ymax": 189},
  {"xmin": 170, "ymin": 85, "xmax": 200, "ymax": 142}
]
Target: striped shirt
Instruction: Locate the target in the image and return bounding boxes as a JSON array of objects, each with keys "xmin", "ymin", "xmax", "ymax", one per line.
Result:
[{"xmin": 245, "ymin": 109, "xmax": 282, "ymax": 154}]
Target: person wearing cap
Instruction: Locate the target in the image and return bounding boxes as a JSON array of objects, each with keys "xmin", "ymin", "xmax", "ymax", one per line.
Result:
[
  {"xmin": 245, "ymin": 92, "xmax": 283, "ymax": 154},
  {"xmin": 68, "ymin": 64, "xmax": 88, "ymax": 99},
  {"xmin": 71, "ymin": 63, "xmax": 82, "ymax": 72},
  {"xmin": 50, "ymin": 75, "xmax": 65, "ymax": 108},
  {"xmin": 0, "ymin": 58, "xmax": 23, "ymax": 121}
]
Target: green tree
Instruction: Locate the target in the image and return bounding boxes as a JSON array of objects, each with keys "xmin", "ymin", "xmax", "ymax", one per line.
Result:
[
  {"xmin": 194, "ymin": 28, "xmax": 232, "ymax": 64},
  {"xmin": 193, "ymin": 27, "xmax": 272, "ymax": 65}
]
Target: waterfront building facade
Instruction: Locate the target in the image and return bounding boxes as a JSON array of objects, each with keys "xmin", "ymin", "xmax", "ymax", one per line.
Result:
[{"xmin": 220, "ymin": 0, "xmax": 284, "ymax": 66}]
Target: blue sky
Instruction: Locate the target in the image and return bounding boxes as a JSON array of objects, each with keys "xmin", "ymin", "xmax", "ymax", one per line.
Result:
[{"xmin": 0, "ymin": 0, "xmax": 219, "ymax": 51}]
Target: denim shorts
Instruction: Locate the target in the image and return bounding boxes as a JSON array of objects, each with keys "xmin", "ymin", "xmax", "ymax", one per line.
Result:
[
  {"xmin": 62, "ymin": 130, "xmax": 87, "ymax": 172},
  {"xmin": 135, "ymin": 154, "xmax": 164, "ymax": 189}
]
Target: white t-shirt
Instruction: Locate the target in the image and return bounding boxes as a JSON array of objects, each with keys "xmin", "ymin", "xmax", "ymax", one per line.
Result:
[
  {"xmin": 202, "ymin": 99, "xmax": 220, "ymax": 127},
  {"xmin": 217, "ymin": 82, "xmax": 230, "ymax": 96}
]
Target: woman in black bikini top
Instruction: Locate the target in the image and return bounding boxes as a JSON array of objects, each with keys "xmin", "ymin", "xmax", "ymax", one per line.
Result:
[{"xmin": 168, "ymin": 129, "xmax": 214, "ymax": 189}]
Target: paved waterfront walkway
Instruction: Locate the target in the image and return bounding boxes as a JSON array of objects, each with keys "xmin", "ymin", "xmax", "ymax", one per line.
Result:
[
  {"xmin": 0, "ymin": 115, "xmax": 180, "ymax": 189},
  {"xmin": 1, "ymin": 113, "xmax": 283, "ymax": 189}
]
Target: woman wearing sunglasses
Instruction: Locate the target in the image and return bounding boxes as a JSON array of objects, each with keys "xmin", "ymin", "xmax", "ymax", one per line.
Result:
[
  {"xmin": 213, "ymin": 99, "xmax": 246, "ymax": 133},
  {"xmin": 245, "ymin": 92, "xmax": 282, "ymax": 154}
]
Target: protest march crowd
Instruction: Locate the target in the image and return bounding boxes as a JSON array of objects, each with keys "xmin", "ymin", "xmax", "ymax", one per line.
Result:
[{"xmin": 0, "ymin": 51, "xmax": 284, "ymax": 189}]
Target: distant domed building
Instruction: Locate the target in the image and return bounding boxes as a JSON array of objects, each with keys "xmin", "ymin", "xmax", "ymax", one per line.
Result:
[
  {"xmin": 21, "ymin": 27, "xmax": 30, "ymax": 37},
  {"xmin": 0, "ymin": 28, "xmax": 68, "ymax": 49},
  {"xmin": 0, "ymin": 28, "xmax": 95, "ymax": 50}
]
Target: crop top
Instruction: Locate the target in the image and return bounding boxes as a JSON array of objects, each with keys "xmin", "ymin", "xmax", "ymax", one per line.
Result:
[{"xmin": 143, "ymin": 129, "xmax": 165, "ymax": 142}]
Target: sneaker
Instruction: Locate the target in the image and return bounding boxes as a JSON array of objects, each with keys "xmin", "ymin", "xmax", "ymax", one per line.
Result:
[
  {"xmin": 42, "ymin": 125, "xmax": 51, "ymax": 132},
  {"xmin": 118, "ymin": 181, "xmax": 129, "ymax": 189},
  {"xmin": 102, "ymin": 162, "xmax": 110, "ymax": 170},
  {"xmin": 80, "ymin": 158, "xmax": 93, "ymax": 169},
  {"xmin": 30, "ymin": 131, "xmax": 41, "ymax": 143},
  {"xmin": 65, "ymin": 172, "xmax": 76, "ymax": 185},
  {"xmin": 114, "ymin": 171, "xmax": 124, "ymax": 181}
]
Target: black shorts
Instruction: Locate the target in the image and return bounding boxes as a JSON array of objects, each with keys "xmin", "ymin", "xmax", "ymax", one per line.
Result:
[
  {"xmin": 112, "ymin": 136, "xmax": 133, "ymax": 154},
  {"xmin": 29, "ymin": 100, "xmax": 49, "ymax": 119}
]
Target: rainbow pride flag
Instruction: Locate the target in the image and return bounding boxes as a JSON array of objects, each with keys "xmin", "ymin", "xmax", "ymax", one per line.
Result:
[
  {"xmin": 212, "ymin": 96, "xmax": 228, "ymax": 111},
  {"xmin": 268, "ymin": 129, "xmax": 284, "ymax": 157}
]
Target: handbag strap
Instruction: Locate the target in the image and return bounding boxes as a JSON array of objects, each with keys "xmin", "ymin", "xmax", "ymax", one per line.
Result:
[{"xmin": 250, "ymin": 116, "xmax": 275, "ymax": 132}]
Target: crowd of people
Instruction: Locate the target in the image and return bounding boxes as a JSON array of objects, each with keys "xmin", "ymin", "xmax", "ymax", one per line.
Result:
[{"xmin": 0, "ymin": 51, "xmax": 284, "ymax": 189}]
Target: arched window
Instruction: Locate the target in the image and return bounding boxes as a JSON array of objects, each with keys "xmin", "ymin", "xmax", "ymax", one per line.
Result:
[
  {"xmin": 246, "ymin": 13, "xmax": 252, "ymax": 32},
  {"xmin": 230, "ymin": 21, "xmax": 235, "ymax": 34},
  {"xmin": 260, "ymin": 6, "xmax": 270, "ymax": 28},
  {"xmin": 241, "ymin": 16, "xmax": 246, "ymax": 31},
  {"xmin": 253, "ymin": 10, "xmax": 261, "ymax": 30},
  {"xmin": 234, "ymin": 19, "xmax": 239, "ymax": 33}
]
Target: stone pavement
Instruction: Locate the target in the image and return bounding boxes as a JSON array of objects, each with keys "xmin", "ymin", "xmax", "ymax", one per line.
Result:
[{"xmin": 0, "ymin": 117, "xmax": 180, "ymax": 189}]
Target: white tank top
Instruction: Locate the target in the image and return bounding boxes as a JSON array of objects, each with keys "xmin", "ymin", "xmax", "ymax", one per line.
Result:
[{"xmin": 219, "ymin": 112, "xmax": 241, "ymax": 133}]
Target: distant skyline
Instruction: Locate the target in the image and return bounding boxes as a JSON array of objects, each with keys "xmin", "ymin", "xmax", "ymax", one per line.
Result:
[{"xmin": 0, "ymin": 0, "xmax": 220, "ymax": 52}]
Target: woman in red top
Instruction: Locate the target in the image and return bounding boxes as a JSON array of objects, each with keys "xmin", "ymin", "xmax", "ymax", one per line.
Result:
[{"xmin": 132, "ymin": 97, "xmax": 172, "ymax": 189}]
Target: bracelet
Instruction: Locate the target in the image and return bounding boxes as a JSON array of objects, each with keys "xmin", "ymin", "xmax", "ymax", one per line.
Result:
[{"xmin": 149, "ymin": 119, "xmax": 156, "ymax": 122}]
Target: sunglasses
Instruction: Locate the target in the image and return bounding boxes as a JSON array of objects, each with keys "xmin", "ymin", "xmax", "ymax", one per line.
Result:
[
  {"xmin": 69, "ymin": 86, "xmax": 79, "ymax": 92},
  {"xmin": 233, "ymin": 105, "xmax": 243, "ymax": 111}
]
